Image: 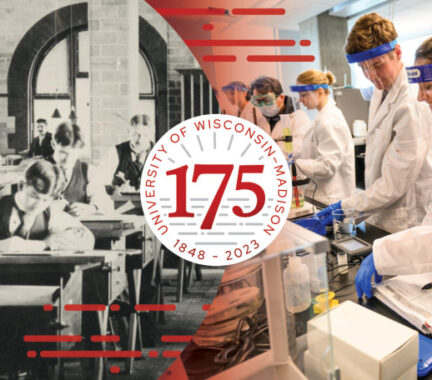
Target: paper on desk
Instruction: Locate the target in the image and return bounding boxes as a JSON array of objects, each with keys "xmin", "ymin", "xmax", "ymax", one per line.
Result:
[{"xmin": 375, "ymin": 273, "xmax": 432, "ymax": 334}]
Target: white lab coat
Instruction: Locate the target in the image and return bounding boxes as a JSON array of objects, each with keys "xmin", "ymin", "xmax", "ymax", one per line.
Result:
[
  {"xmin": 295, "ymin": 99, "xmax": 355, "ymax": 204},
  {"xmin": 414, "ymin": 103, "xmax": 432, "ymax": 224},
  {"xmin": 268, "ymin": 109, "xmax": 311, "ymax": 159},
  {"xmin": 342, "ymin": 68, "xmax": 428, "ymax": 233}
]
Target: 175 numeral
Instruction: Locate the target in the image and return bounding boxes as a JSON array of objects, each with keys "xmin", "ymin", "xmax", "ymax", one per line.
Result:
[{"xmin": 166, "ymin": 164, "xmax": 265, "ymax": 229}]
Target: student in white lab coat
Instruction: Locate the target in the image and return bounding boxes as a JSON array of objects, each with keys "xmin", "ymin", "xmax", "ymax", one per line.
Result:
[
  {"xmin": 356, "ymin": 36, "xmax": 432, "ymax": 298},
  {"xmin": 249, "ymin": 76, "xmax": 311, "ymax": 158},
  {"xmin": 290, "ymin": 70, "xmax": 355, "ymax": 204},
  {"xmin": 221, "ymin": 81, "xmax": 269, "ymax": 131},
  {"xmin": 407, "ymin": 37, "xmax": 432, "ymax": 225},
  {"xmin": 316, "ymin": 13, "xmax": 429, "ymax": 233}
]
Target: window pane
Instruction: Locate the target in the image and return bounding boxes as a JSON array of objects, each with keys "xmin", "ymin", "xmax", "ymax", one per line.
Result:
[
  {"xmin": 139, "ymin": 54, "xmax": 153, "ymax": 95},
  {"xmin": 138, "ymin": 99, "xmax": 156, "ymax": 141},
  {"xmin": 78, "ymin": 31, "xmax": 90, "ymax": 73},
  {"xmin": 36, "ymin": 39, "xmax": 69, "ymax": 94},
  {"xmin": 33, "ymin": 99, "xmax": 71, "ymax": 137}
]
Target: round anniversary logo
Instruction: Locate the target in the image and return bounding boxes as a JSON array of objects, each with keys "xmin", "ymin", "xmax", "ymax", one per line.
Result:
[{"xmin": 141, "ymin": 114, "xmax": 292, "ymax": 266}]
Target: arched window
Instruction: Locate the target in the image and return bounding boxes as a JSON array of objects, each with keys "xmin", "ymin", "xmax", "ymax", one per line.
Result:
[
  {"xmin": 8, "ymin": 5, "xmax": 167, "ymax": 152},
  {"xmin": 32, "ymin": 28, "xmax": 90, "ymax": 155}
]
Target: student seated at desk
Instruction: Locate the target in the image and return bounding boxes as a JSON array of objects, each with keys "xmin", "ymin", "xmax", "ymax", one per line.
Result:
[
  {"xmin": 0, "ymin": 159, "xmax": 95, "ymax": 252},
  {"xmin": 101, "ymin": 114, "xmax": 154, "ymax": 193},
  {"xmin": 24, "ymin": 118, "xmax": 55, "ymax": 162},
  {"xmin": 53, "ymin": 121, "xmax": 113, "ymax": 217}
]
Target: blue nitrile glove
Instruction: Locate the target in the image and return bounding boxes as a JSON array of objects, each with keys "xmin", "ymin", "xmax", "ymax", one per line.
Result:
[
  {"xmin": 294, "ymin": 216, "xmax": 327, "ymax": 236},
  {"xmin": 355, "ymin": 253, "xmax": 382, "ymax": 299},
  {"xmin": 316, "ymin": 200, "xmax": 342, "ymax": 226}
]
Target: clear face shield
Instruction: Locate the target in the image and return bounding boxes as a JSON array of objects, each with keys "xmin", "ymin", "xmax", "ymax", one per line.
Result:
[
  {"xmin": 289, "ymin": 84, "xmax": 328, "ymax": 111},
  {"xmin": 346, "ymin": 39, "xmax": 398, "ymax": 91},
  {"xmin": 406, "ymin": 63, "xmax": 432, "ymax": 110}
]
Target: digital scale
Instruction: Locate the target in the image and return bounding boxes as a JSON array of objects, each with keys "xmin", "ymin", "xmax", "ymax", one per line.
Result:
[{"xmin": 331, "ymin": 236, "xmax": 372, "ymax": 257}]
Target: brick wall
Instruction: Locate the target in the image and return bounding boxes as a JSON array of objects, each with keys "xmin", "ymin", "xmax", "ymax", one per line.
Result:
[{"xmin": 0, "ymin": 0, "xmax": 197, "ymax": 157}]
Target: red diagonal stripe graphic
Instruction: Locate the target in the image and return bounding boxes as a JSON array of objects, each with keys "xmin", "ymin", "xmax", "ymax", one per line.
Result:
[
  {"xmin": 247, "ymin": 55, "xmax": 315, "ymax": 62},
  {"xmin": 203, "ymin": 55, "xmax": 236, "ymax": 62},
  {"xmin": 163, "ymin": 350, "xmax": 182, "ymax": 358},
  {"xmin": 65, "ymin": 304, "xmax": 106, "ymax": 311},
  {"xmin": 135, "ymin": 304, "xmax": 176, "ymax": 311},
  {"xmin": 24, "ymin": 335, "xmax": 82, "ymax": 343},
  {"xmin": 40, "ymin": 350, "xmax": 142, "ymax": 358},
  {"xmin": 232, "ymin": 8, "xmax": 285, "ymax": 15},
  {"xmin": 91, "ymin": 335, "xmax": 120, "ymax": 343},
  {"xmin": 155, "ymin": 8, "xmax": 227, "ymax": 16},
  {"xmin": 161, "ymin": 335, "xmax": 193, "ymax": 343},
  {"xmin": 186, "ymin": 40, "xmax": 295, "ymax": 47}
]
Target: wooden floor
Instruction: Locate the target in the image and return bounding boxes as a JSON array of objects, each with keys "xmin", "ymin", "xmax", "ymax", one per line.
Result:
[{"xmin": 62, "ymin": 267, "xmax": 224, "ymax": 379}]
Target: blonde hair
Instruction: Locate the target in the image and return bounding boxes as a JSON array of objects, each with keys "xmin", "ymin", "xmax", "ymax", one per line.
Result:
[
  {"xmin": 345, "ymin": 13, "xmax": 398, "ymax": 55},
  {"xmin": 296, "ymin": 70, "xmax": 335, "ymax": 94}
]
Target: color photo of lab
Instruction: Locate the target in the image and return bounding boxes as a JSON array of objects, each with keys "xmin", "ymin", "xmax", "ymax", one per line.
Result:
[{"xmin": 0, "ymin": 0, "xmax": 224, "ymax": 379}]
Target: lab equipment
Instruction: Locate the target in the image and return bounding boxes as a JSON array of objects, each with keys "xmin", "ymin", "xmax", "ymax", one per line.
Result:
[
  {"xmin": 203, "ymin": 221, "xmax": 334, "ymax": 380},
  {"xmin": 331, "ymin": 236, "xmax": 372, "ymax": 257},
  {"xmin": 316, "ymin": 200, "xmax": 342, "ymax": 226},
  {"xmin": 418, "ymin": 334, "xmax": 432, "ymax": 377},
  {"xmin": 283, "ymin": 256, "xmax": 311, "ymax": 313},
  {"xmin": 332, "ymin": 208, "xmax": 355, "ymax": 239},
  {"xmin": 307, "ymin": 300, "xmax": 418, "ymax": 380},
  {"xmin": 355, "ymin": 253, "xmax": 382, "ymax": 299}
]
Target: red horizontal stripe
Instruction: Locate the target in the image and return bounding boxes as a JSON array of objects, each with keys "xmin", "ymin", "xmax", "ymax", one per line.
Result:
[
  {"xmin": 186, "ymin": 39, "xmax": 295, "ymax": 47},
  {"xmin": 149, "ymin": 350, "xmax": 159, "ymax": 358},
  {"xmin": 300, "ymin": 39, "xmax": 311, "ymax": 47},
  {"xmin": 163, "ymin": 351, "xmax": 182, "ymax": 358},
  {"xmin": 110, "ymin": 304, "xmax": 120, "ymax": 312},
  {"xmin": 27, "ymin": 351, "xmax": 37, "ymax": 358},
  {"xmin": 40, "ymin": 350, "xmax": 142, "ymax": 358},
  {"xmin": 65, "ymin": 304, "xmax": 106, "ymax": 311},
  {"xmin": 202, "ymin": 304, "xmax": 211, "ymax": 311},
  {"xmin": 156, "ymin": 8, "xmax": 226, "ymax": 16},
  {"xmin": 161, "ymin": 335, "xmax": 193, "ymax": 343},
  {"xmin": 247, "ymin": 55, "xmax": 315, "ymax": 62},
  {"xmin": 110, "ymin": 366, "xmax": 121, "ymax": 374},
  {"xmin": 203, "ymin": 55, "xmax": 236, "ymax": 62},
  {"xmin": 91, "ymin": 335, "xmax": 120, "ymax": 343},
  {"xmin": 135, "ymin": 304, "xmax": 176, "ymax": 311},
  {"xmin": 43, "ymin": 304, "xmax": 53, "ymax": 311},
  {"xmin": 202, "ymin": 24, "xmax": 214, "ymax": 31},
  {"xmin": 24, "ymin": 335, "xmax": 82, "ymax": 343},
  {"xmin": 232, "ymin": 8, "xmax": 285, "ymax": 15}
]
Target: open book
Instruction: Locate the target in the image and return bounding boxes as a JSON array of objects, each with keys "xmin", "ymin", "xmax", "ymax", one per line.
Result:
[{"xmin": 375, "ymin": 273, "xmax": 432, "ymax": 335}]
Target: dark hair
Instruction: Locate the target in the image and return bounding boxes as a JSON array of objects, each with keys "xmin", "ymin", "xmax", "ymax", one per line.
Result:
[
  {"xmin": 36, "ymin": 118, "xmax": 47, "ymax": 125},
  {"xmin": 25, "ymin": 159, "xmax": 65, "ymax": 196},
  {"xmin": 130, "ymin": 114, "xmax": 149, "ymax": 126},
  {"xmin": 54, "ymin": 121, "xmax": 85, "ymax": 149},
  {"xmin": 250, "ymin": 76, "xmax": 283, "ymax": 96},
  {"xmin": 415, "ymin": 37, "xmax": 432, "ymax": 63}
]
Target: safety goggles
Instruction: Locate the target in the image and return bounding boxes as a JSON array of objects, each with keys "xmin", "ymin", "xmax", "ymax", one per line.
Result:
[
  {"xmin": 250, "ymin": 93, "xmax": 277, "ymax": 107},
  {"xmin": 406, "ymin": 64, "xmax": 432, "ymax": 84},
  {"xmin": 346, "ymin": 39, "xmax": 398, "ymax": 64}
]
